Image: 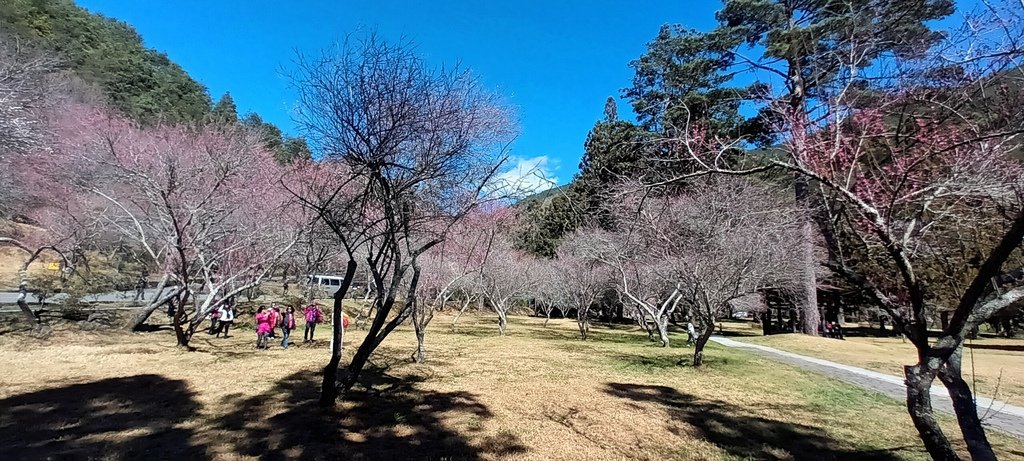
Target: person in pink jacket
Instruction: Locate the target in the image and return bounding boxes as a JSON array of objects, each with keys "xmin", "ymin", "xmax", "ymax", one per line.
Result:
[{"xmin": 255, "ymin": 306, "xmax": 272, "ymax": 349}]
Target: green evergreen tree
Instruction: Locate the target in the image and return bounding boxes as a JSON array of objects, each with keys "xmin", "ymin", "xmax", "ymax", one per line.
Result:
[
  {"xmin": 211, "ymin": 92, "xmax": 238, "ymax": 123},
  {"xmin": 624, "ymin": 25, "xmax": 761, "ymax": 141},
  {"xmin": 278, "ymin": 137, "xmax": 313, "ymax": 164},
  {"xmin": 603, "ymin": 96, "xmax": 617, "ymax": 122}
]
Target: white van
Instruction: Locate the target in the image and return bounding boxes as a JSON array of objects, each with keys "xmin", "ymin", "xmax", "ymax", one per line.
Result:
[{"xmin": 308, "ymin": 275, "xmax": 346, "ymax": 294}]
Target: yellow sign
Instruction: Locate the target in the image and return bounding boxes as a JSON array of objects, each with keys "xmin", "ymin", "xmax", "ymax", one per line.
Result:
[{"xmin": 46, "ymin": 263, "xmax": 60, "ymax": 271}]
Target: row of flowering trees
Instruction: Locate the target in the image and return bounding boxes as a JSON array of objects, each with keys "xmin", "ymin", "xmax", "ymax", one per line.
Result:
[
  {"xmin": 0, "ymin": 34, "xmax": 305, "ymax": 344},
  {"xmin": 4, "ymin": 102, "xmax": 304, "ymax": 345},
  {"xmin": 407, "ymin": 177, "xmax": 802, "ymax": 368}
]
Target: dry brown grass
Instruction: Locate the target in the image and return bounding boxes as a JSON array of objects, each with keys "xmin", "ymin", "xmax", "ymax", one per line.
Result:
[
  {"xmin": 744, "ymin": 333, "xmax": 1024, "ymax": 405},
  {"xmin": 0, "ymin": 246, "xmax": 58, "ymax": 290},
  {"xmin": 0, "ymin": 311, "xmax": 1021, "ymax": 460},
  {"xmin": 0, "ymin": 222, "xmax": 59, "ymax": 290}
]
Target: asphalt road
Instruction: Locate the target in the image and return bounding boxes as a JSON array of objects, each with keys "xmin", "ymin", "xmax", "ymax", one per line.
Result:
[{"xmin": 0, "ymin": 288, "xmax": 175, "ymax": 306}]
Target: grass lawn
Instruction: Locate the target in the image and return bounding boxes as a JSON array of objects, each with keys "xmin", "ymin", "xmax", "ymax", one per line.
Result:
[
  {"xmin": 0, "ymin": 312, "xmax": 1021, "ymax": 460},
  {"xmin": 742, "ymin": 332, "xmax": 1024, "ymax": 406}
]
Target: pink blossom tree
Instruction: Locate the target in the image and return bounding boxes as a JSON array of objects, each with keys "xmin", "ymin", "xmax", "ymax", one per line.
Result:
[
  {"xmin": 411, "ymin": 211, "xmax": 497, "ymax": 362},
  {"xmin": 478, "ymin": 235, "xmax": 537, "ymax": 336},
  {"xmin": 51, "ymin": 106, "xmax": 301, "ymax": 346},
  {"xmin": 551, "ymin": 232, "xmax": 613, "ymax": 339}
]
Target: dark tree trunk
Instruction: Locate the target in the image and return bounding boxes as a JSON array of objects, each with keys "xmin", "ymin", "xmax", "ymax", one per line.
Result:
[
  {"xmin": 576, "ymin": 306, "xmax": 590, "ymax": 340},
  {"xmin": 338, "ymin": 266, "xmax": 420, "ymax": 396},
  {"xmin": 692, "ymin": 326, "xmax": 715, "ymax": 367},
  {"xmin": 171, "ymin": 291, "xmax": 191, "ymax": 347},
  {"xmin": 904, "ymin": 364, "xmax": 960, "ymax": 461},
  {"xmin": 794, "ymin": 178, "xmax": 821, "ymax": 336},
  {"xmin": 761, "ymin": 311, "xmax": 772, "ymax": 336},
  {"xmin": 319, "ymin": 259, "xmax": 357, "ymax": 406},
  {"xmin": 937, "ymin": 349, "xmax": 997, "ymax": 461}
]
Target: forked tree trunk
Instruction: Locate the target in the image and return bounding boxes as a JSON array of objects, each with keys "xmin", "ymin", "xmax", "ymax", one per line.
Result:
[
  {"xmin": 411, "ymin": 299, "xmax": 434, "ymax": 364},
  {"xmin": 655, "ymin": 315, "xmax": 670, "ymax": 347},
  {"xmin": 692, "ymin": 325, "xmax": 715, "ymax": 367},
  {"xmin": 337, "ymin": 266, "xmax": 421, "ymax": 396},
  {"xmin": 577, "ymin": 318, "xmax": 589, "ymax": 340},
  {"xmin": 496, "ymin": 308, "xmax": 508, "ymax": 335},
  {"xmin": 319, "ymin": 259, "xmax": 357, "ymax": 406}
]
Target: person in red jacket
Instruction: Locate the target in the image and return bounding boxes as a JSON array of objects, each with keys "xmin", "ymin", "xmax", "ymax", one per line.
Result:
[{"xmin": 255, "ymin": 306, "xmax": 272, "ymax": 349}]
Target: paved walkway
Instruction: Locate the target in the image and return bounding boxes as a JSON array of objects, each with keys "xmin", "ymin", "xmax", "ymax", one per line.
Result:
[{"xmin": 710, "ymin": 336, "xmax": 1024, "ymax": 438}]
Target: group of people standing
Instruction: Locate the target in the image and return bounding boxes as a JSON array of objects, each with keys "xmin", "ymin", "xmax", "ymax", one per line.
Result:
[
  {"xmin": 253, "ymin": 303, "xmax": 327, "ymax": 349},
  {"xmin": 207, "ymin": 302, "xmax": 339, "ymax": 350}
]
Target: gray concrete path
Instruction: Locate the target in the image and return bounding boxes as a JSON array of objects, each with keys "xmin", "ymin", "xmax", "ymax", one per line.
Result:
[{"xmin": 711, "ymin": 336, "xmax": 1024, "ymax": 438}]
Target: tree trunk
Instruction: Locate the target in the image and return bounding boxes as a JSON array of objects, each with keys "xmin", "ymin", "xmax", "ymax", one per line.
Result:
[
  {"xmin": 413, "ymin": 326, "xmax": 426, "ymax": 363},
  {"xmin": 904, "ymin": 364, "xmax": 960, "ymax": 461},
  {"xmin": 497, "ymin": 309, "xmax": 508, "ymax": 335},
  {"xmin": 319, "ymin": 259, "xmax": 357, "ymax": 407},
  {"xmin": 761, "ymin": 311, "xmax": 772, "ymax": 336},
  {"xmin": 450, "ymin": 297, "xmax": 472, "ymax": 331},
  {"xmin": 936, "ymin": 348, "xmax": 997, "ymax": 461},
  {"xmin": 577, "ymin": 308, "xmax": 590, "ymax": 340},
  {"xmin": 692, "ymin": 326, "xmax": 715, "ymax": 367},
  {"xmin": 338, "ymin": 266, "xmax": 421, "ymax": 396},
  {"xmin": 794, "ymin": 178, "xmax": 820, "ymax": 336},
  {"xmin": 16, "ymin": 264, "xmax": 41, "ymax": 328},
  {"xmin": 171, "ymin": 291, "xmax": 191, "ymax": 347},
  {"xmin": 544, "ymin": 306, "xmax": 552, "ymax": 327},
  {"xmin": 125, "ymin": 275, "xmax": 175, "ymax": 331},
  {"xmin": 411, "ymin": 297, "xmax": 433, "ymax": 364},
  {"xmin": 656, "ymin": 316, "xmax": 670, "ymax": 347}
]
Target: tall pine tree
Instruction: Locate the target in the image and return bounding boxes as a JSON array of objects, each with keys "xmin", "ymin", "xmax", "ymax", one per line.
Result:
[{"xmin": 211, "ymin": 92, "xmax": 238, "ymax": 123}]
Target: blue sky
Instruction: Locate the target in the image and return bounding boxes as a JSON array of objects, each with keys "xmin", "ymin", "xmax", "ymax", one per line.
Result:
[
  {"xmin": 75, "ymin": 0, "xmax": 724, "ymax": 189},
  {"xmin": 75, "ymin": 0, "xmax": 980, "ymax": 190}
]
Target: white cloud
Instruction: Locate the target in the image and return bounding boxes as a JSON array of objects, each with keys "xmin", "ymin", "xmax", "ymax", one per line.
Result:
[{"xmin": 490, "ymin": 155, "xmax": 557, "ymax": 198}]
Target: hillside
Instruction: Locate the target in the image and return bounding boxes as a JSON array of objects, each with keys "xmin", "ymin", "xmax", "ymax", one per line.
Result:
[{"xmin": 0, "ymin": 0, "xmax": 210, "ymax": 123}]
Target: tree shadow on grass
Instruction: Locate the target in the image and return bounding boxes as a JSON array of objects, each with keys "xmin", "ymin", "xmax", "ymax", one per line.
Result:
[
  {"xmin": 603, "ymin": 382, "xmax": 915, "ymax": 461},
  {"xmin": 216, "ymin": 365, "xmax": 527, "ymax": 460},
  {"xmin": 0, "ymin": 374, "xmax": 207, "ymax": 460}
]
